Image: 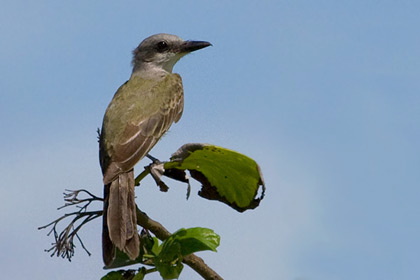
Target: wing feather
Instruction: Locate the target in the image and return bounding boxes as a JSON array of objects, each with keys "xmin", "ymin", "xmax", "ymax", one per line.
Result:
[{"xmin": 101, "ymin": 74, "xmax": 184, "ymax": 184}]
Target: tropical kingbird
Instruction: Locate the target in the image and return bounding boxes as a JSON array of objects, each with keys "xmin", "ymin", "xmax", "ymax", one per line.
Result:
[{"xmin": 99, "ymin": 33, "xmax": 211, "ymax": 265}]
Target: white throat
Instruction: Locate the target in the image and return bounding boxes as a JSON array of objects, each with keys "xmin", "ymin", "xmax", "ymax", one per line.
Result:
[
  {"xmin": 131, "ymin": 53, "xmax": 185, "ymax": 79},
  {"xmin": 131, "ymin": 62, "xmax": 170, "ymax": 79}
]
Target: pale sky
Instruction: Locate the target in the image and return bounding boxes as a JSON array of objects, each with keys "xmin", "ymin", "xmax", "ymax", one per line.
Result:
[{"xmin": 1, "ymin": 1, "xmax": 420, "ymax": 279}]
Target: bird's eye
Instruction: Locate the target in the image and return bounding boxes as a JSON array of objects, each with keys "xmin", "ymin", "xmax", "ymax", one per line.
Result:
[{"xmin": 156, "ymin": 41, "xmax": 168, "ymax": 52}]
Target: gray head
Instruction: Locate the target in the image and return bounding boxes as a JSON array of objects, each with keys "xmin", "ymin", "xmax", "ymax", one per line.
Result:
[{"xmin": 131, "ymin": 33, "xmax": 211, "ymax": 75}]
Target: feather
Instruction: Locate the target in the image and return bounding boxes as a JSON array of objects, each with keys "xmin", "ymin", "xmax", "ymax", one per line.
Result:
[{"xmin": 100, "ymin": 73, "xmax": 184, "ymax": 264}]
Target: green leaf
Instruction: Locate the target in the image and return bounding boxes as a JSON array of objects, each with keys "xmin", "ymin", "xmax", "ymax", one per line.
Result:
[
  {"xmin": 101, "ymin": 268, "xmax": 147, "ymax": 280},
  {"xmin": 101, "ymin": 270, "xmax": 136, "ymax": 280},
  {"xmin": 156, "ymin": 262, "xmax": 184, "ymax": 279},
  {"xmin": 151, "ymin": 237, "xmax": 162, "ymax": 256},
  {"xmin": 164, "ymin": 143, "xmax": 265, "ymax": 212},
  {"xmin": 132, "ymin": 268, "xmax": 146, "ymax": 280},
  {"xmin": 155, "ymin": 227, "xmax": 220, "ymax": 279},
  {"xmin": 101, "ymin": 271, "xmax": 124, "ymax": 280},
  {"xmin": 103, "ymin": 249, "xmax": 140, "ymax": 269},
  {"xmin": 104, "ymin": 233, "xmax": 158, "ymax": 269},
  {"xmin": 169, "ymin": 227, "xmax": 219, "ymax": 256},
  {"xmin": 158, "ymin": 227, "xmax": 219, "ymax": 262}
]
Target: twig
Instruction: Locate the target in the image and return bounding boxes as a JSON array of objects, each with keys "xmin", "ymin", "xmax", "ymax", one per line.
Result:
[
  {"xmin": 38, "ymin": 189, "xmax": 103, "ymax": 261},
  {"xmin": 135, "ymin": 167, "xmax": 150, "ymax": 186},
  {"xmin": 58, "ymin": 189, "xmax": 103, "ymax": 210},
  {"xmin": 146, "ymin": 153, "xmax": 160, "ymax": 163},
  {"xmin": 40, "ymin": 188, "xmax": 223, "ymax": 279}
]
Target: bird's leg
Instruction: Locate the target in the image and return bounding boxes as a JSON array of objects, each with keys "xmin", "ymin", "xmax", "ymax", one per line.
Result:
[
  {"xmin": 140, "ymin": 154, "xmax": 168, "ymax": 192},
  {"xmin": 134, "ymin": 154, "xmax": 162, "ymax": 186},
  {"xmin": 135, "ymin": 154, "xmax": 166, "ymax": 190}
]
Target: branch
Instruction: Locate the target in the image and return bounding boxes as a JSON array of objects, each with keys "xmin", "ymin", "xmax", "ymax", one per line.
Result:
[
  {"xmin": 58, "ymin": 189, "xmax": 103, "ymax": 210},
  {"xmin": 136, "ymin": 208, "xmax": 223, "ymax": 280},
  {"xmin": 38, "ymin": 189, "xmax": 102, "ymax": 260},
  {"xmin": 39, "ymin": 189, "xmax": 223, "ymax": 279}
]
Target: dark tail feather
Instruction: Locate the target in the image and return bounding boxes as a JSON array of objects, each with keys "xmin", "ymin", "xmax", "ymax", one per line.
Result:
[
  {"xmin": 102, "ymin": 183, "xmax": 115, "ymax": 266},
  {"xmin": 102, "ymin": 170, "xmax": 139, "ymax": 266}
]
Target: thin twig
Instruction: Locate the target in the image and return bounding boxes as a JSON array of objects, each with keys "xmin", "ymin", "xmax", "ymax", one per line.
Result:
[
  {"xmin": 134, "ymin": 167, "xmax": 150, "ymax": 186},
  {"xmin": 58, "ymin": 189, "xmax": 103, "ymax": 210},
  {"xmin": 38, "ymin": 189, "xmax": 103, "ymax": 261},
  {"xmin": 40, "ymin": 186, "xmax": 223, "ymax": 279},
  {"xmin": 146, "ymin": 153, "xmax": 160, "ymax": 163}
]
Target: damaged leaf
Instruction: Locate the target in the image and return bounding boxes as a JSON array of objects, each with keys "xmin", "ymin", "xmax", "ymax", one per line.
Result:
[{"xmin": 164, "ymin": 143, "xmax": 265, "ymax": 212}]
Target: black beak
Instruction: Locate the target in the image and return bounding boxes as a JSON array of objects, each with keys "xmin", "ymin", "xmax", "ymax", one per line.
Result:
[{"xmin": 180, "ymin": 40, "xmax": 212, "ymax": 53}]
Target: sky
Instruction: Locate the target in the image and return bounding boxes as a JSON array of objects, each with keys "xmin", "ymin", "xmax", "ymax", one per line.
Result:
[{"xmin": 1, "ymin": 0, "xmax": 420, "ymax": 279}]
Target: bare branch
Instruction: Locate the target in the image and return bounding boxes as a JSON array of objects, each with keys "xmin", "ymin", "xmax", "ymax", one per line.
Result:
[
  {"xmin": 58, "ymin": 189, "xmax": 103, "ymax": 210},
  {"xmin": 38, "ymin": 189, "xmax": 103, "ymax": 261},
  {"xmin": 40, "ymin": 188, "xmax": 223, "ymax": 279}
]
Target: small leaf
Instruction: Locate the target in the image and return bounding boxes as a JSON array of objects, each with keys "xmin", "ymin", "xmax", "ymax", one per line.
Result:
[
  {"xmin": 132, "ymin": 268, "xmax": 146, "ymax": 280},
  {"xmin": 164, "ymin": 143, "xmax": 265, "ymax": 212},
  {"xmin": 139, "ymin": 230, "xmax": 158, "ymax": 257},
  {"xmin": 104, "ymin": 233, "xmax": 156, "ymax": 269},
  {"xmin": 101, "ymin": 271, "xmax": 124, "ymax": 280},
  {"xmin": 103, "ymin": 249, "xmax": 138, "ymax": 269},
  {"xmin": 101, "ymin": 270, "xmax": 136, "ymax": 280},
  {"xmin": 151, "ymin": 237, "xmax": 161, "ymax": 256},
  {"xmin": 156, "ymin": 261, "xmax": 184, "ymax": 279}
]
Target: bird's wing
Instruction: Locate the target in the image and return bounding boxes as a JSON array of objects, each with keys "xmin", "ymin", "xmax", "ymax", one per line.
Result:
[{"xmin": 101, "ymin": 74, "xmax": 184, "ymax": 184}]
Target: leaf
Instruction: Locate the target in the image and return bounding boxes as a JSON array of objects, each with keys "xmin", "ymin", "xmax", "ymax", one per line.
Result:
[
  {"xmin": 164, "ymin": 143, "xmax": 265, "ymax": 212},
  {"xmin": 160, "ymin": 227, "xmax": 219, "ymax": 259},
  {"xmin": 155, "ymin": 227, "xmax": 220, "ymax": 279},
  {"xmin": 175, "ymin": 227, "xmax": 219, "ymax": 255},
  {"xmin": 104, "ymin": 232, "xmax": 157, "ymax": 269},
  {"xmin": 103, "ymin": 249, "xmax": 140, "ymax": 269},
  {"xmin": 101, "ymin": 270, "xmax": 136, "ymax": 280},
  {"xmin": 132, "ymin": 268, "xmax": 146, "ymax": 280},
  {"xmin": 101, "ymin": 271, "xmax": 124, "ymax": 280},
  {"xmin": 156, "ymin": 262, "xmax": 184, "ymax": 280},
  {"xmin": 151, "ymin": 236, "xmax": 161, "ymax": 256},
  {"xmin": 101, "ymin": 268, "xmax": 146, "ymax": 280}
]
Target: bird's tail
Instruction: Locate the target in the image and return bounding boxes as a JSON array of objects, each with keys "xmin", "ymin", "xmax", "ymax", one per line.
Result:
[{"xmin": 102, "ymin": 170, "xmax": 140, "ymax": 266}]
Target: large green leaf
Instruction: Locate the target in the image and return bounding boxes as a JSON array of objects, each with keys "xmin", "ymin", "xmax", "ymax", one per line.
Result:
[
  {"xmin": 155, "ymin": 227, "xmax": 220, "ymax": 279},
  {"xmin": 104, "ymin": 227, "xmax": 219, "ymax": 278},
  {"xmin": 159, "ymin": 227, "xmax": 219, "ymax": 259},
  {"xmin": 164, "ymin": 143, "xmax": 265, "ymax": 212}
]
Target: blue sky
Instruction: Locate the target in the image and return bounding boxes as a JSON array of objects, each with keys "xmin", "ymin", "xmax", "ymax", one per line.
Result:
[{"xmin": 1, "ymin": 1, "xmax": 420, "ymax": 279}]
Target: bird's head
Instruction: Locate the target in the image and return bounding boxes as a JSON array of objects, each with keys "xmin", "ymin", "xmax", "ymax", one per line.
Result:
[{"xmin": 132, "ymin": 33, "xmax": 211, "ymax": 75}]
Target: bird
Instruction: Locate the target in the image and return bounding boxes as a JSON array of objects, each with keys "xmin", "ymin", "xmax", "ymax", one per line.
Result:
[{"xmin": 99, "ymin": 33, "xmax": 211, "ymax": 266}]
